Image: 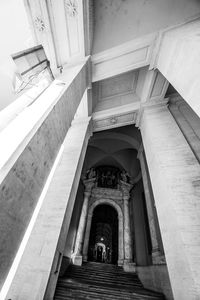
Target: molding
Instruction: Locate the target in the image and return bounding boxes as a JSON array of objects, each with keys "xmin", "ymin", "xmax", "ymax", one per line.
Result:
[
  {"xmin": 91, "ymin": 14, "xmax": 200, "ymax": 81},
  {"xmin": 91, "ymin": 33, "xmax": 157, "ymax": 82},
  {"xmin": 150, "ymin": 14, "xmax": 200, "ymax": 69},
  {"xmin": 140, "ymin": 70, "xmax": 169, "ymax": 104},
  {"xmin": 86, "ymin": 56, "xmax": 92, "ymax": 89},
  {"xmin": 92, "ymin": 73, "xmax": 169, "ymax": 131},
  {"xmin": 44, "ymin": 0, "xmax": 85, "ymax": 70},
  {"xmin": 168, "ymin": 93, "xmax": 184, "ymax": 106},
  {"xmin": 93, "ymin": 101, "xmax": 140, "ymax": 119},
  {"xmin": 63, "ymin": 0, "xmax": 83, "ymax": 58},
  {"xmin": 24, "ymin": 0, "xmax": 58, "ymax": 72},
  {"xmin": 92, "ymin": 101, "xmax": 140, "ymax": 132},
  {"xmin": 135, "ymin": 98, "xmax": 169, "ymax": 129},
  {"xmin": 83, "ymin": 0, "xmax": 94, "ymax": 56},
  {"xmin": 93, "ymin": 111, "xmax": 137, "ymax": 132},
  {"xmin": 91, "ymin": 187, "xmax": 122, "ymax": 201},
  {"xmin": 149, "ymin": 72, "xmax": 169, "ymax": 102},
  {"xmin": 98, "ymin": 70, "xmax": 138, "ymax": 102},
  {"xmin": 85, "ymin": 197, "xmax": 124, "ymax": 265}
]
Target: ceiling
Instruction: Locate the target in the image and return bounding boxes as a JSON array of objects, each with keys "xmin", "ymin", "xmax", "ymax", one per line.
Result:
[{"xmin": 82, "ymin": 125, "xmax": 142, "ymax": 182}]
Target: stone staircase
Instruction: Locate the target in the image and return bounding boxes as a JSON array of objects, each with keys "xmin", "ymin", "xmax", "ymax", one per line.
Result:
[{"xmin": 54, "ymin": 262, "xmax": 165, "ymax": 300}]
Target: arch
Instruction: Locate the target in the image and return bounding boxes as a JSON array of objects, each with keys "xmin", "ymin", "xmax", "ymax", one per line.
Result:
[
  {"xmin": 83, "ymin": 199, "xmax": 124, "ymax": 266},
  {"xmin": 92, "ymin": 132, "xmax": 140, "ymax": 151}
]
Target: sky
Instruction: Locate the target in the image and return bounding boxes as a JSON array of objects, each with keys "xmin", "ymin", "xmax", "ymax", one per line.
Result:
[{"xmin": 0, "ymin": 0, "xmax": 35, "ymax": 110}]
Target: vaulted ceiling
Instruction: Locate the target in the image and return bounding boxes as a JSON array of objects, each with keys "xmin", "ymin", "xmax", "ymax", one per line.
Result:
[{"xmin": 82, "ymin": 125, "xmax": 141, "ymax": 183}]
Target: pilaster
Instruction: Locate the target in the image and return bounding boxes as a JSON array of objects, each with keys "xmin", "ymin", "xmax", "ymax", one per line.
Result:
[
  {"xmin": 137, "ymin": 144, "xmax": 165, "ymax": 265},
  {"xmin": 139, "ymin": 99, "xmax": 200, "ymax": 299},
  {"xmin": 120, "ymin": 181, "xmax": 136, "ymax": 272},
  {"xmin": 72, "ymin": 177, "xmax": 95, "ymax": 265}
]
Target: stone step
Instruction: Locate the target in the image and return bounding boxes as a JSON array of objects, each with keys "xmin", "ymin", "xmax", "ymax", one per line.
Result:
[
  {"xmin": 54, "ymin": 262, "xmax": 165, "ymax": 300},
  {"xmin": 61, "ymin": 274, "xmax": 142, "ymax": 288},
  {"xmin": 68, "ymin": 264, "xmax": 139, "ymax": 279},
  {"xmin": 56, "ymin": 287, "xmax": 138, "ymax": 300},
  {"xmin": 65, "ymin": 269, "xmax": 140, "ymax": 282},
  {"xmin": 70, "ymin": 264, "xmax": 137, "ymax": 275},
  {"xmin": 58, "ymin": 277, "xmax": 143, "ymax": 291},
  {"xmin": 55, "ymin": 284, "xmax": 164, "ymax": 300},
  {"xmin": 55, "ymin": 287, "xmax": 163, "ymax": 300},
  {"xmin": 57, "ymin": 281, "xmax": 164, "ymax": 298}
]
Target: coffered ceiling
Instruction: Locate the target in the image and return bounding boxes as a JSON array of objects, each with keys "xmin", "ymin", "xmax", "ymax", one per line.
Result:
[{"xmin": 92, "ymin": 70, "xmax": 140, "ymax": 112}]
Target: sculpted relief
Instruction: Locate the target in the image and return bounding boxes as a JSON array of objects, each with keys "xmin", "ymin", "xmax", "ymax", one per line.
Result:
[{"xmin": 84, "ymin": 166, "xmax": 131, "ymax": 190}]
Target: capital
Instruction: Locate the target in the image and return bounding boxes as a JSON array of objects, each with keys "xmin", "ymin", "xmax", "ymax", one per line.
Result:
[
  {"xmin": 120, "ymin": 180, "xmax": 133, "ymax": 199},
  {"xmin": 123, "ymin": 194, "xmax": 130, "ymax": 202},
  {"xmin": 83, "ymin": 178, "xmax": 96, "ymax": 193},
  {"xmin": 136, "ymin": 98, "xmax": 169, "ymax": 129},
  {"xmin": 84, "ymin": 190, "xmax": 91, "ymax": 198},
  {"xmin": 168, "ymin": 94, "xmax": 183, "ymax": 107}
]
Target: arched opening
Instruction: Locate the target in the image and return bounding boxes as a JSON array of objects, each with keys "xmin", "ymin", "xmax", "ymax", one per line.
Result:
[{"xmin": 87, "ymin": 204, "xmax": 118, "ymax": 264}]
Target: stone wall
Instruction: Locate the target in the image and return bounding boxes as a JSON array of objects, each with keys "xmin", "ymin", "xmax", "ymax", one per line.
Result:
[{"xmin": 0, "ymin": 62, "xmax": 88, "ymax": 290}]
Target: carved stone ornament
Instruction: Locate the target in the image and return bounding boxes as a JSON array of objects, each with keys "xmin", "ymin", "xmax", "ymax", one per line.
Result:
[
  {"xmin": 34, "ymin": 17, "xmax": 45, "ymax": 32},
  {"xmin": 83, "ymin": 178, "xmax": 96, "ymax": 193},
  {"xmin": 65, "ymin": 0, "xmax": 78, "ymax": 17},
  {"xmin": 110, "ymin": 117, "xmax": 117, "ymax": 124},
  {"xmin": 120, "ymin": 180, "xmax": 133, "ymax": 198}
]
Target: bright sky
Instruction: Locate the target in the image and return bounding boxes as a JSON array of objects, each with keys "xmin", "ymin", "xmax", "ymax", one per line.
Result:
[{"xmin": 0, "ymin": 0, "xmax": 35, "ymax": 110}]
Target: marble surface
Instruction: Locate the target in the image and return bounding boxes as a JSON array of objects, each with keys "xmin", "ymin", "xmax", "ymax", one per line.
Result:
[
  {"xmin": 0, "ymin": 62, "xmax": 88, "ymax": 297},
  {"xmin": 140, "ymin": 101, "xmax": 200, "ymax": 299}
]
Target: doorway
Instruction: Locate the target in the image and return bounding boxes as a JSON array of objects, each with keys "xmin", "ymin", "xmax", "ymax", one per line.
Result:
[{"xmin": 88, "ymin": 204, "xmax": 118, "ymax": 264}]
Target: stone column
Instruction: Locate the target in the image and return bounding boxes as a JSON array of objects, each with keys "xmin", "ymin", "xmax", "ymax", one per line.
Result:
[
  {"xmin": 72, "ymin": 178, "xmax": 95, "ymax": 265},
  {"xmin": 120, "ymin": 181, "xmax": 135, "ymax": 272},
  {"xmin": 138, "ymin": 99, "xmax": 200, "ymax": 299},
  {"xmin": 82, "ymin": 213, "xmax": 93, "ymax": 261},
  {"xmin": 137, "ymin": 146, "xmax": 165, "ymax": 265}
]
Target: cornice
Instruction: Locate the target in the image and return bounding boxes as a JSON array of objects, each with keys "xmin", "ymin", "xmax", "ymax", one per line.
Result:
[
  {"xmin": 92, "ymin": 101, "xmax": 140, "ymax": 132},
  {"xmin": 91, "ymin": 15, "xmax": 200, "ymax": 82},
  {"xmin": 92, "ymin": 97, "xmax": 170, "ymax": 132},
  {"xmin": 91, "ymin": 33, "xmax": 156, "ymax": 82},
  {"xmin": 93, "ymin": 111, "xmax": 137, "ymax": 132}
]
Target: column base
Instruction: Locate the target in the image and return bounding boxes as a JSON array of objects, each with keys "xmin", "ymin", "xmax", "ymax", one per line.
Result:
[
  {"xmin": 117, "ymin": 259, "xmax": 124, "ymax": 266},
  {"xmin": 71, "ymin": 254, "xmax": 83, "ymax": 266},
  {"xmin": 82, "ymin": 255, "xmax": 88, "ymax": 262},
  {"xmin": 123, "ymin": 260, "xmax": 136, "ymax": 272}
]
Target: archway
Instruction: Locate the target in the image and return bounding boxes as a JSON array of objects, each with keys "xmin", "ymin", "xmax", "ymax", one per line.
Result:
[
  {"xmin": 88, "ymin": 204, "xmax": 118, "ymax": 264},
  {"xmin": 83, "ymin": 199, "xmax": 124, "ymax": 266}
]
